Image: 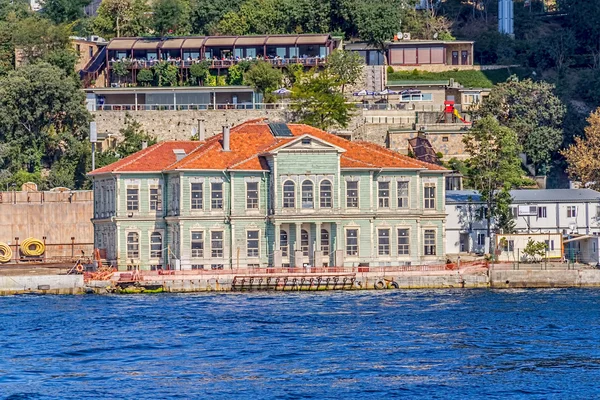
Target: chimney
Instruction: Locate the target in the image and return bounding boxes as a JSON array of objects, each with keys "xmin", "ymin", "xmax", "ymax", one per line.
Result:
[
  {"xmin": 141, "ymin": 141, "xmax": 148, "ymax": 150},
  {"xmin": 198, "ymin": 118, "xmax": 205, "ymax": 141},
  {"xmin": 222, "ymin": 125, "xmax": 231, "ymax": 152},
  {"xmin": 173, "ymin": 149, "xmax": 186, "ymax": 161}
]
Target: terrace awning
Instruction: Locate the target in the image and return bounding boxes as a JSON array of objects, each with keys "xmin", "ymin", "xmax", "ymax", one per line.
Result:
[
  {"xmin": 133, "ymin": 40, "xmax": 161, "ymax": 50},
  {"xmin": 204, "ymin": 37, "xmax": 236, "ymax": 47},
  {"xmin": 266, "ymin": 36, "xmax": 298, "ymax": 45},
  {"xmin": 234, "ymin": 36, "xmax": 268, "ymax": 46},
  {"xmin": 161, "ymin": 38, "xmax": 186, "ymax": 49},
  {"xmin": 107, "ymin": 39, "xmax": 137, "ymax": 50},
  {"xmin": 182, "ymin": 38, "xmax": 206, "ymax": 48},
  {"xmin": 296, "ymin": 35, "xmax": 329, "ymax": 45}
]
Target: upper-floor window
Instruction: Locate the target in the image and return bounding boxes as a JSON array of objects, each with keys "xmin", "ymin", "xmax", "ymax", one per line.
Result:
[
  {"xmin": 150, "ymin": 185, "xmax": 162, "ymax": 212},
  {"xmin": 378, "ymin": 228, "xmax": 390, "ymax": 255},
  {"xmin": 126, "ymin": 186, "xmax": 139, "ymax": 211},
  {"xmin": 347, "ymin": 181, "xmax": 359, "ymax": 208},
  {"xmin": 398, "ymin": 229, "xmax": 409, "ymax": 255},
  {"xmin": 283, "ymin": 180, "xmax": 295, "ymax": 208},
  {"xmin": 538, "ymin": 206, "xmax": 547, "ymax": 218},
  {"xmin": 346, "ymin": 229, "xmax": 358, "ymax": 256},
  {"xmin": 378, "ymin": 181, "xmax": 390, "ymax": 208},
  {"xmin": 246, "ymin": 182, "xmax": 259, "ymax": 209},
  {"xmin": 397, "ymin": 181, "xmax": 409, "ymax": 208},
  {"xmin": 191, "ymin": 183, "xmax": 203, "ymax": 210},
  {"xmin": 191, "ymin": 231, "xmax": 204, "ymax": 258},
  {"xmin": 320, "ymin": 180, "xmax": 332, "ymax": 208},
  {"xmin": 321, "ymin": 228, "xmax": 330, "ymax": 255},
  {"xmin": 211, "ymin": 231, "xmax": 224, "ymax": 258},
  {"xmin": 477, "ymin": 233, "xmax": 486, "ymax": 246},
  {"xmin": 127, "ymin": 232, "xmax": 139, "ymax": 259},
  {"xmin": 247, "ymin": 230, "xmax": 259, "ymax": 257},
  {"xmin": 567, "ymin": 206, "xmax": 577, "ymax": 218},
  {"xmin": 211, "ymin": 182, "xmax": 223, "ymax": 209},
  {"xmin": 301, "ymin": 180, "xmax": 314, "ymax": 209},
  {"xmin": 424, "ymin": 183, "xmax": 436, "ymax": 209},
  {"xmin": 280, "ymin": 230, "xmax": 288, "ymax": 257},
  {"xmin": 150, "ymin": 232, "xmax": 162, "ymax": 258},
  {"xmin": 301, "ymin": 229, "xmax": 309, "ymax": 256},
  {"xmin": 424, "ymin": 229, "xmax": 436, "ymax": 255}
]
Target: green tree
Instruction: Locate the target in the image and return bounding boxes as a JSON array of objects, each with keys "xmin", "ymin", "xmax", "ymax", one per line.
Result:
[
  {"xmin": 558, "ymin": 0, "xmax": 600, "ymax": 69},
  {"xmin": 111, "ymin": 60, "xmax": 131, "ymax": 84},
  {"xmin": 227, "ymin": 64, "xmax": 245, "ymax": 85},
  {"xmin": 153, "ymin": 61, "xmax": 179, "ymax": 86},
  {"xmin": 244, "ymin": 61, "xmax": 282, "ymax": 101},
  {"xmin": 93, "ymin": 0, "xmax": 149, "ymax": 38},
  {"xmin": 351, "ymin": 0, "xmax": 407, "ymax": 53},
  {"xmin": 326, "ymin": 49, "xmax": 364, "ymax": 94},
  {"xmin": 136, "ymin": 69, "xmax": 154, "ymax": 86},
  {"xmin": 0, "ymin": 63, "xmax": 90, "ymax": 182},
  {"xmin": 189, "ymin": 0, "xmax": 243, "ymax": 34},
  {"xmin": 215, "ymin": 10, "xmax": 249, "ymax": 35},
  {"xmin": 152, "ymin": 0, "xmax": 190, "ymax": 36},
  {"xmin": 189, "ymin": 61, "xmax": 210, "ymax": 85},
  {"xmin": 40, "ymin": 0, "xmax": 90, "ymax": 24},
  {"xmin": 463, "ymin": 116, "xmax": 523, "ymax": 254},
  {"xmin": 523, "ymin": 239, "xmax": 548, "ymax": 262},
  {"xmin": 477, "ymin": 78, "xmax": 566, "ymax": 175},
  {"xmin": 562, "ymin": 108, "xmax": 600, "ymax": 191},
  {"xmin": 291, "ymin": 69, "xmax": 353, "ymax": 130}
]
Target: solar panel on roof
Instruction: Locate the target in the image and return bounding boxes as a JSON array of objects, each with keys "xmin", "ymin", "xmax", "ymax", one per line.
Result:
[{"xmin": 269, "ymin": 123, "xmax": 294, "ymax": 137}]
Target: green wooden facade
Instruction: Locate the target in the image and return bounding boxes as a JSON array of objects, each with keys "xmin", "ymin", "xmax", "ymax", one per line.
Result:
[{"xmin": 92, "ymin": 135, "xmax": 448, "ymax": 270}]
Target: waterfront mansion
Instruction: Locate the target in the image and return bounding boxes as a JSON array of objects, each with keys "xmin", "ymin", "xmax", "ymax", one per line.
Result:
[{"xmin": 89, "ymin": 119, "xmax": 448, "ymax": 270}]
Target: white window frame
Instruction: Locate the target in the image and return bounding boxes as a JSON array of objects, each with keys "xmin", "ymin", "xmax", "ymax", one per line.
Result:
[
  {"xmin": 397, "ymin": 180, "xmax": 409, "ymax": 209},
  {"xmin": 424, "ymin": 183, "xmax": 436, "ymax": 210},
  {"xmin": 423, "ymin": 229, "xmax": 436, "ymax": 256},
  {"xmin": 477, "ymin": 233, "xmax": 486, "ymax": 246},
  {"xmin": 280, "ymin": 229, "xmax": 288, "ymax": 257},
  {"xmin": 150, "ymin": 232, "xmax": 162, "ymax": 259},
  {"xmin": 126, "ymin": 231, "xmax": 140, "ymax": 259},
  {"xmin": 247, "ymin": 230, "xmax": 260, "ymax": 258},
  {"xmin": 346, "ymin": 181, "xmax": 359, "ymax": 208},
  {"xmin": 320, "ymin": 180, "xmax": 332, "ymax": 208},
  {"xmin": 321, "ymin": 228, "xmax": 330, "ymax": 255},
  {"xmin": 301, "ymin": 180, "xmax": 314, "ymax": 209},
  {"xmin": 378, "ymin": 181, "xmax": 390, "ymax": 208},
  {"xmin": 397, "ymin": 228, "xmax": 410, "ymax": 255},
  {"xmin": 537, "ymin": 206, "xmax": 547, "ymax": 218},
  {"xmin": 345, "ymin": 228, "xmax": 359, "ymax": 256},
  {"xmin": 301, "ymin": 229, "xmax": 310, "ymax": 256},
  {"xmin": 149, "ymin": 184, "xmax": 162, "ymax": 212},
  {"xmin": 211, "ymin": 230, "xmax": 224, "ymax": 258},
  {"xmin": 191, "ymin": 182, "xmax": 203, "ymax": 210},
  {"xmin": 246, "ymin": 182, "xmax": 259, "ymax": 209},
  {"xmin": 126, "ymin": 185, "xmax": 139, "ymax": 211},
  {"xmin": 378, "ymin": 228, "xmax": 391, "ymax": 256},
  {"xmin": 211, "ymin": 182, "xmax": 223, "ymax": 210},
  {"xmin": 283, "ymin": 180, "xmax": 295, "ymax": 208},
  {"xmin": 191, "ymin": 231, "xmax": 204, "ymax": 258},
  {"xmin": 567, "ymin": 206, "xmax": 577, "ymax": 218}
]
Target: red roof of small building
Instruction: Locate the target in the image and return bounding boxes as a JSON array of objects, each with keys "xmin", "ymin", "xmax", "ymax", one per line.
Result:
[
  {"xmin": 89, "ymin": 141, "xmax": 200, "ymax": 175},
  {"xmin": 90, "ymin": 120, "xmax": 446, "ymax": 175}
]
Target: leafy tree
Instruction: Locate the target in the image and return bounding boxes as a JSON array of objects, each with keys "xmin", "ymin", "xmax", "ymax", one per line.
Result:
[
  {"xmin": 215, "ymin": 10, "xmax": 249, "ymax": 35},
  {"xmin": 562, "ymin": 108, "xmax": 600, "ymax": 191},
  {"xmin": 463, "ymin": 116, "xmax": 523, "ymax": 254},
  {"xmin": 326, "ymin": 49, "xmax": 364, "ymax": 94},
  {"xmin": 523, "ymin": 239, "xmax": 548, "ymax": 262},
  {"xmin": 111, "ymin": 60, "xmax": 131, "ymax": 84},
  {"xmin": 40, "ymin": 0, "xmax": 90, "ymax": 24},
  {"xmin": 477, "ymin": 78, "xmax": 566, "ymax": 175},
  {"xmin": 189, "ymin": 61, "xmax": 210, "ymax": 85},
  {"xmin": 136, "ymin": 69, "xmax": 154, "ymax": 86},
  {"xmin": 546, "ymin": 29, "xmax": 576, "ymax": 72},
  {"xmin": 189, "ymin": 0, "xmax": 243, "ymax": 34},
  {"xmin": 227, "ymin": 64, "xmax": 245, "ymax": 85},
  {"xmin": 93, "ymin": 0, "xmax": 149, "ymax": 38},
  {"xmin": 153, "ymin": 61, "xmax": 178, "ymax": 86},
  {"xmin": 558, "ymin": 0, "xmax": 600, "ymax": 69},
  {"xmin": 0, "ymin": 63, "xmax": 90, "ymax": 182},
  {"xmin": 291, "ymin": 69, "xmax": 353, "ymax": 130},
  {"xmin": 351, "ymin": 0, "xmax": 406, "ymax": 53},
  {"xmin": 152, "ymin": 0, "xmax": 190, "ymax": 36},
  {"xmin": 244, "ymin": 61, "xmax": 282, "ymax": 101},
  {"xmin": 284, "ymin": 63, "xmax": 304, "ymax": 86}
]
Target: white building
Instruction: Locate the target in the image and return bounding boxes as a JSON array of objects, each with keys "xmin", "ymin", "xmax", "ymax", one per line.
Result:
[{"xmin": 446, "ymin": 189, "xmax": 600, "ymax": 255}]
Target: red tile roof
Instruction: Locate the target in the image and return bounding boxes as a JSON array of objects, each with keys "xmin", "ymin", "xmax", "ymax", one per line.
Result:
[
  {"xmin": 89, "ymin": 141, "xmax": 200, "ymax": 175},
  {"xmin": 91, "ymin": 120, "xmax": 446, "ymax": 175}
]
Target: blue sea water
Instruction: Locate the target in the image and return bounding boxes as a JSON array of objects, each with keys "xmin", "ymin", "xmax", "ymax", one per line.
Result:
[{"xmin": 1, "ymin": 289, "xmax": 600, "ymax": 399}]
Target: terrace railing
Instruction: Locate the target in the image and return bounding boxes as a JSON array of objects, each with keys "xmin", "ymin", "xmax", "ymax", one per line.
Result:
[{"xmin": 107, "ymin": 57, "xmax": 327, "ymax": 69}]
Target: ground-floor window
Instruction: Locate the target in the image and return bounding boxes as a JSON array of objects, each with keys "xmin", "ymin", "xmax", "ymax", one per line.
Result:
[
  {"xmin": 378, "ymin": 228, "xmax": 390, "ymax": 256},
  {"xmin": 424, "ymin": 229, "xmax": 436, "ymax": 256},
  {"xmin": 280, "ymin": 230, "xmax": 288, "ymax": 257},
  {"xmin": 301, "ymin": 229, "xmax": 309, "ymax": 256},
  {"xmin": 346, "ymin": 229, "xmax": 358, "ymax": 256},
  {"xmin": 150, "ymin": 232, "xmax": 162, "ymax": 258},
  {"xmin": 398, "ymin": 229, "xmax": 410, "ymax": 255},
  {"xmin": 191, "ymin": 264, "xmax": 204, "ymax": 270},
  {"xmin": 211, "ymin": 231, "xmax": 224, "ymax": 258},
  {"xmin": 321, "ymin": 228, "xmax": 330, "ymax": 255},
  {"xmin": 247, "ymin": 230, "xmax": 260, "ymax": 257},
  {"xmin": 191, "ymin": 231, "xmax": 204, "ymax": 257},
  {"xmin": 127, "ymin": 232, "xmax": 139, "ymax": 259}
]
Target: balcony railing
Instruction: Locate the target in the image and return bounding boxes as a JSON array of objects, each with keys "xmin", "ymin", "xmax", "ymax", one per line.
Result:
[
  {"xmin": 95, "ymin": 103, "xmax": 291, "ymax": 111},
  {"xmin": 107, "ymin": 57, "xmax": 327, "ymax": 69}
]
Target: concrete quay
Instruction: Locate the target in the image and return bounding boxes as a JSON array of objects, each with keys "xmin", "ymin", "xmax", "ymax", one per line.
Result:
[{"xmin": 4, "ymin": 266, "xmax": 600, "ymax": 295}]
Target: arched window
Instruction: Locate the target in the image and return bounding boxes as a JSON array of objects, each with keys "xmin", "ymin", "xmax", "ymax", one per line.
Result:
[
  {"xmin": 321, "ymin": 228, "xmax": 330, "ymax": 255},
  {"xmin": 301, "ymin": 229, "xmax": 309, "ymax": 256},
  {"xmin": 127, "ymin": 232, "xmax": 139, "ymax": 259},
  {"xmin": 320, "ymin": 180, "xmax": 332, "ymax": 208},
  {"xmin": 150, "ymin": 232, "xmax": 162, "ymax": 258},
  {"xmin": 280, "ymin": 230, "xmax": 288, "ymax": 257},
  {"xmin": 301, "ymin": 180, "xmax": 314, "ymax": 208},
  {"xmin": 283, "ymin": 180, "xmax": 295, "ymax": 208}
]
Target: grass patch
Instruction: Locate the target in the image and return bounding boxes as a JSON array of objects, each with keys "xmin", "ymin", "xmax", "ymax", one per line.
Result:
[{"xmin": 388, "ymin": 67, "xmax": 531, "ymax": 88}]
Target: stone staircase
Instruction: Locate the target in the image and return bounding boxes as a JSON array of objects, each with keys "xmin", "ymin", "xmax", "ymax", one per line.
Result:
[{"xmin": 364, "ymin": 65, "xmax": 385, "ymax": 93}]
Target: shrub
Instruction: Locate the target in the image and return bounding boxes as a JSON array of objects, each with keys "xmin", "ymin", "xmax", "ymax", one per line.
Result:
[{"xmin": 136, "ymin": 69, "xmax": 154, "ymax": 86}]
